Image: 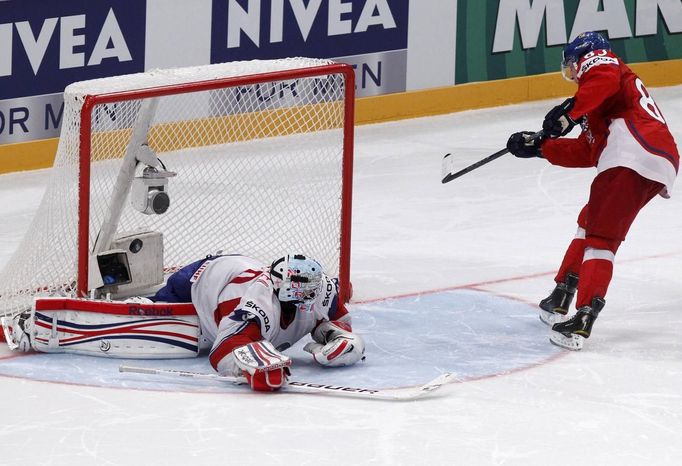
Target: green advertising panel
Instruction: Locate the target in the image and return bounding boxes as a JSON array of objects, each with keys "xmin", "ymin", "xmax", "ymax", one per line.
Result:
[{"xmin": 456, "ymin": 0, "xmax": 682, "ymax": 85}]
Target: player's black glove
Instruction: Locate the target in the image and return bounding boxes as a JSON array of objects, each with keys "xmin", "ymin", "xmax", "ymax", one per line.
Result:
[
  {"xmin": 507, "ymin": 131, "xmax": 544, "ymax": 158},
  {"xmin": 543, "ymin": 97, "xmax": 580, "ymax": 138}
]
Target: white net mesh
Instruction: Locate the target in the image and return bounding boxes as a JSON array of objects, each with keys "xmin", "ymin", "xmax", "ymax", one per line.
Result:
[{"xmin": 0, "ymin": 58, "xmax": 351, "ymax": 316}]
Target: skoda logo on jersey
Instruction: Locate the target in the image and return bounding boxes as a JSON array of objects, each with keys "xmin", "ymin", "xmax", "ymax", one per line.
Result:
[
  {"xmin": 578, "ymin": 55, "xmax": 619, "ymax": 79},
  {"xmin": 100, "ymin": 340, "xmax": 111, "ymax": 352},
  {"xmin": 322, "ymin": 281, "xmax": 334, "ymax": 307},
  {"xmin": 243, "ymin": 301, "xmax": 271, "ymax": 331}
]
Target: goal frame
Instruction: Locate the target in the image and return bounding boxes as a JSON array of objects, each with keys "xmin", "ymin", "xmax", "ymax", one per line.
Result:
[{"xmin": 76, "ymin": 63, "xmax": 355, "ymax": 304}]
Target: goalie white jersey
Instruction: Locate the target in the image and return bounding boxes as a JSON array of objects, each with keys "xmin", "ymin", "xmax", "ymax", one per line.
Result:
[
  {"xmin": 192, "ymin": 255, "xmax": 329, "ymax": 347},
  {"xmin": 182, "ymin": 255, "xmax": 346, "ymax": 375}
]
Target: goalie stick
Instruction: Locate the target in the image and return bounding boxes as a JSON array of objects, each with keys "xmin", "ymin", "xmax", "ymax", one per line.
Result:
[
  {"xmin": 119, "ymin": 365, "xmax": 454, "ymax": 401},
  {"xmin": 441, "ymin": 130, "xmax": 544, "ymax": 184}
]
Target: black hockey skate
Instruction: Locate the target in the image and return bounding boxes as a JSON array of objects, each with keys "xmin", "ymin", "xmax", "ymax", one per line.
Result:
[
  {"xmin": 549, "ymin": 297, "xmax": 605, "ymax": 351},
  {"xmin": 539, "ymin": 272, "xmax": 579, "ymax": 325}
]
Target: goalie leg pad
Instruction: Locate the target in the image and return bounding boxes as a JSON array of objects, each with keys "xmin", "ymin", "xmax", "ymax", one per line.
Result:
[
  {"xmin": 32, "ymin": 311, "xmax": 200, "ymax": 358},
  {"xmin": 29, "ymin": 299, "xmax": 201, "ymax": 358}
]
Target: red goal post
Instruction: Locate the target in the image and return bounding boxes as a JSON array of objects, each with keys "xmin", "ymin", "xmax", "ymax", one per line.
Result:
[{"xmin": 0, "ymin": 58, "xmax": 355, "ymax": 317}]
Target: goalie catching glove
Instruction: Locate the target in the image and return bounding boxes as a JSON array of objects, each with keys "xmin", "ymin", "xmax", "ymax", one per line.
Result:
[
  {"xmin": 233, "ymin": 341, "xmax": 292, "ymax": 391},
  {"xmin": 304, "ymin": 321, "xmax": 365, "ymax": 367}
]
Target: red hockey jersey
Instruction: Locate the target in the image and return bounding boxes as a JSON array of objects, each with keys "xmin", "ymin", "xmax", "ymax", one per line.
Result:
[{"xmin": 542, "ymin": 49, "xmax": 679, "ymax": 196}]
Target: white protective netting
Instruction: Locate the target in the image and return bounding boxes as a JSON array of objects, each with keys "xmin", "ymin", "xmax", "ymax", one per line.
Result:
[{"xmin": 0, "ymin": 58, "xmax": 352, "ymax": 316}]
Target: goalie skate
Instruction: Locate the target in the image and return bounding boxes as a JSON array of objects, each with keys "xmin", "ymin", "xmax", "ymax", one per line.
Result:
[{"xmin": 1, "ymin": 310, "xmax": 33, "ymax": 352}]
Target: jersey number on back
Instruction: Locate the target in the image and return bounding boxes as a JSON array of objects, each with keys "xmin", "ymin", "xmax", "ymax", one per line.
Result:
[{"xmin": 635, "ymin": 78, "xmax": 666, "ymax": 125}]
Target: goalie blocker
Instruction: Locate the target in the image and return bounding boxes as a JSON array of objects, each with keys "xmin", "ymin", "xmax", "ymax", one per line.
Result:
[{"xmin": 1, "ymin": 297, "xmax": 203, "ymax": 358}]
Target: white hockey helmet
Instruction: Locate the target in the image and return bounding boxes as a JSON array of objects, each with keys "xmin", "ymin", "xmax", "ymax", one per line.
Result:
[{"xmin": 270, "ymin": 254, "xmax": 323, "ymax": 303}]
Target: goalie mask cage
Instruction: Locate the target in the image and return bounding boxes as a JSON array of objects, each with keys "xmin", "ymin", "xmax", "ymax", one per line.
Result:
[{"xmin": 0, "ymin": 58, "xmax": 354, "ymax": 317}]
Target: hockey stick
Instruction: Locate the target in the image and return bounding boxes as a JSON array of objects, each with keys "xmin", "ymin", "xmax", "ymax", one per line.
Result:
[
  {"xmin": 119, "ymin": 365, "xmax": 454, "ymax": 401},
  {"xmin": 441, "ymin": 130, "xmax": 544, "ymax": 184}
]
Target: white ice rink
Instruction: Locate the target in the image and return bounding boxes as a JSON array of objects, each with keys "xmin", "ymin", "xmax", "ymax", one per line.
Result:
[{"xmin": 1, "ymin": 86, "xmax": 682, "ymax": 465}]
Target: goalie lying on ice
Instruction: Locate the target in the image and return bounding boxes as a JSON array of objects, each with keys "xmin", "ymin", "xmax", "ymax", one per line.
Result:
[{"xmin": 2, "ymin": 253, "xmax": 365, "ymax": 392}]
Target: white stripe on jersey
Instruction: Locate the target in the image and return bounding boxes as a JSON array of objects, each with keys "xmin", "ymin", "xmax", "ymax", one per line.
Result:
[
  {"xmin": 584, "ymin": 247, "xmax": 615, "ymax": 263},
  {"xmin": 577, "ymin": 53, "xmax": 618, "ymax": 79},
  {"xmin": 598, "ymin": 119, "xmax": 676, "ymax": 196}
]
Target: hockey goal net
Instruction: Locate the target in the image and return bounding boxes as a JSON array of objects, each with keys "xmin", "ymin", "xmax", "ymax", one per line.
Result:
[{"xmin": 0, "ymin": 57, "xmax": 354, "ymax": 318}]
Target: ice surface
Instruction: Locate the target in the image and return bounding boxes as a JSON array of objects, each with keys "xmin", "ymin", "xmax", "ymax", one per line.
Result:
[
  {"xmin": 0, "ymin": 290, "xmax": 561, "ymax": 392},
  {"xmin": 1, "ymin": 86, "xmax": 681, "ymax": 465}
]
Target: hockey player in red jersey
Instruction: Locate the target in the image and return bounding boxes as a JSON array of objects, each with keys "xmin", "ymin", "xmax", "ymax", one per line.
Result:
[
  {"xmin": 506, "ymin": 31, "xmax": 679, "ymax": 350},
  {"xmin": 150, "ymin": 253, "xmax": 365, "ymax": 391}
]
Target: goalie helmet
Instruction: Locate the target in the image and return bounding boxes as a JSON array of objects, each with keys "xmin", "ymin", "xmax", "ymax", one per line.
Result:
[
  {"xmin": 561, "ymin": 31, "xmax": 611, "ymax": 82},
  {"xmin": 270, "ymin": 254, "xmax": 323, "ymax": 303}
]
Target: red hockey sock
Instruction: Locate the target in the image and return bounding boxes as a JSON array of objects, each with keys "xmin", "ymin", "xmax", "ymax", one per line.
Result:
[
  {"xmin": 576, "ymin": 255, "xmax": 614, "ymax": 308},
  {"xmin": 554, "ymin": 237, "xmax": 585, "ymax": 284}
]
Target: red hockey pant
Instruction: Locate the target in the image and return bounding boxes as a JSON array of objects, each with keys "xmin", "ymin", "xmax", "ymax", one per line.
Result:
[{"xmin": 554, "ymin": 167, "xmax": 664, "ymax": 308}]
